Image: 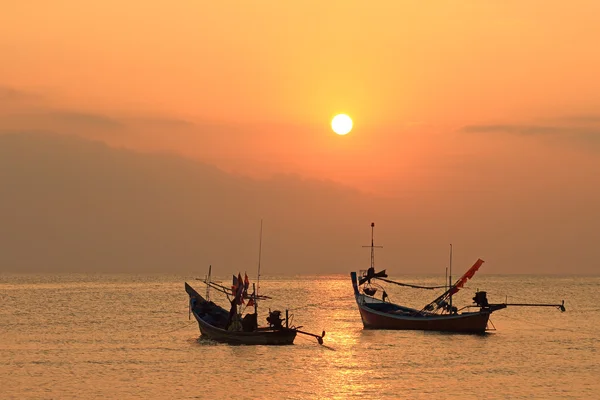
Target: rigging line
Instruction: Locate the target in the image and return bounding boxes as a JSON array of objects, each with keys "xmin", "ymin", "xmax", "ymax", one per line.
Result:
[
  {"xmin": 154, "ymin": 321, "xmax": 196, "ymax": 335},
  {"xmin": 365, "ymin": 281, "xmax": 386, "ymax": 290},
  {"xmin": 494, "ymin": 314, "xmax": 596, "ymax": 336},
  {"xmin": 375, "ymin": 277, "xmax": 447, "ymax": 289}
]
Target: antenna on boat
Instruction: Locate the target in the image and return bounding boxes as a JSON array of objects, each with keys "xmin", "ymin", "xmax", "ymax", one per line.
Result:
[{"xmin": 363, "ymin": 222, "xmax": 383, "ymax": 269}]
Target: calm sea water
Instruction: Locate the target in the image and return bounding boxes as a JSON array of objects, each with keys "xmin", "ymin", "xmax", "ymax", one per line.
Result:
[{"xmin": 1, "ymin": 273, "xmax": 598, "ymax": 399}]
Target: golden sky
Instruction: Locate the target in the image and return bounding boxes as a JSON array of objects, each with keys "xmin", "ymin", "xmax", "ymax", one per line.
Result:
[
  {"xmin": 1, "ymin": 1, "xmax": 600, "ymax": 273},
  {"xmin": 5, "ymin": 2, "xmax": 600, "ymax": 186},
  {"xmin": 2, "ymin": 1, "xmax": 599, "ymax": 120}
]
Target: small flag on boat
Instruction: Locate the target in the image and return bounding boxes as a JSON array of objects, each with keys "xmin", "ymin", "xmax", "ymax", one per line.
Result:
[
  {"xmin": 232, "ymin": 275, "xmax": 239, "ymax": 293},
  {"xmin": 243, "ymin": 273, "xmax": 250, "ymax": 297},
  {"xmin": 236, "ymin": 273, "xmax": 244, "ymax": 304}
]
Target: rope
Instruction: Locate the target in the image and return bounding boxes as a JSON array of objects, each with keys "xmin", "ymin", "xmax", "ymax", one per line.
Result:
[
  {"xmin": 154, "ymin": 321, "xmax": 196, "ymax": 335},
  {"xmin": 376, "ymin": 277, "xmax": 446, "ymax": 290}
]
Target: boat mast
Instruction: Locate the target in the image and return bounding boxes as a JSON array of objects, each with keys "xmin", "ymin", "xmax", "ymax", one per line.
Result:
[
  {"xmin": 363, "ymin": 222, "xmax": 383, "ymax": 270},
  {"xmin": 448, "ymin": 244, "xmax": 453, "ymax": 312},
  {"xmin": 370, "ymin": 222, "xmax": 375, "ymax": 269},
  {"xmin": 256, "ymin": 219, "xmax": 263, "ymax": 304},
  {"xmin": 253, "ymin": 282, "xmax": 257, "ymax": 315},
  {"xmin": 445, "ymin": 267, "xmax": 448, "ymax": 293},
  {"xmin": 206, "ymin": 264, "xmax": 212, "ymax": 301}
]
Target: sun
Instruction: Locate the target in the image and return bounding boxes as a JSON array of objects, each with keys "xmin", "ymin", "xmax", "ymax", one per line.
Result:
[{"xmin": 331, "ymin": 114, "xmax": 353, "ymax": 135}]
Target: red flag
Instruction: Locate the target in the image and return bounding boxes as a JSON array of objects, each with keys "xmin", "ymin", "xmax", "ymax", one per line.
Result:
[
  {"xmin": 449, "ymin": 259, "xmax": 484, "ymax": 295},
  {"xmin": 237, "ymin": 273, "xmax": 244, "ymax": 304},
  {"xmin": 231, "ymin": 274, "xmax": 238, "ymax": 294},
  {"xmin": 247, "ymin": 298, "xmax": 255, "ymax": 307},
  {"xmin": 243, "ymin": 273, "xmax": 250, "ymax": 298}
]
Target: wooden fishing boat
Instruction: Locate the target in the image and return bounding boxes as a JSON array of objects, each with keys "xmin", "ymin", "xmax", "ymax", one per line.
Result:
[
  {"xmin": 351, "ymin": 223, "xmax": 565, "ymax": 334},
  {"xmin": 186, "ymin": 222, "xmax": 325, "ymax": 345},
  {"xmin": 185, "ymin": 281, "xmax": 299, "ymax": 345},
  {"xmin": 351, "ymin": 273, "xmax": 496, "ymax": 333}
]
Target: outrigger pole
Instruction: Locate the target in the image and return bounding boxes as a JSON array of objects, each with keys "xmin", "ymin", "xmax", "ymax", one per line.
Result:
[
  {"xmin": 295, "ymin": 329, "xmax": 326, "ymax": 345},
  {"xmin": 502, "ymin": 301, "xmax": 566, "ymax": 312}
]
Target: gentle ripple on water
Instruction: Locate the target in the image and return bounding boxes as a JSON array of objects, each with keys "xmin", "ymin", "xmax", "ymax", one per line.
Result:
[{"xmin": 0, "ymin": 273, "xmax": 598, "ymax": 399}]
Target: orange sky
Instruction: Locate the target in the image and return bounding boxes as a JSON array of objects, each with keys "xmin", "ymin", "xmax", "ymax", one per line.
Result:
[
  {"xmin": 3, "ymin": 1, "xmax": 600, "ymax": 121},
  {"xmin": 1, "ymin": 1, "xmax": 600, "ymax": 273}
]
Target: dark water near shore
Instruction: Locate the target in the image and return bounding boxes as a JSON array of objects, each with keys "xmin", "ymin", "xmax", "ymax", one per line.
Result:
[{"xmin": 1, "ymin": 273, "xmax": 598, "ymax": 399}]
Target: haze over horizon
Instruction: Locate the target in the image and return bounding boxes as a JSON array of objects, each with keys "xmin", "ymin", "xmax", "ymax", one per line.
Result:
[{"xmin": 1, "ymin": 2, "xmax": 599, "ymax": 275}]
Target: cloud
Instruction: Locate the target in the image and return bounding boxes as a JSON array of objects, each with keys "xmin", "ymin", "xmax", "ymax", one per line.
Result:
[
  {"xmin": 461, "ymin": 122, "xmax": 599, "ymax": 141},
  {"xmin": 0, "ymin": 85, "xmax": 123, "ymax": 133},
  {"xmin": 0, "ymin": 85, "xmax": 42, "ymax": 105},
  {"xmin": 0, "ymin": 110, "xmax": 124, "ymax": 134},
  {"xmin": 459, "ymin": 124, "xmax": 566, "ymax": 135},
  {"xmin": 459, "ymin": 121, "xmax": 600, "ymax": 152},
  {"xmin": 0, "ymin": 131, "xmax": 376, "ymax": 274},
  {"xmin": 0, "ymin": 85, "xmax": 199, "ymax": 136},
  {"xmin": 2, "ymin": 131, "xmax": 599, "ymax": 274},
  {"xmin": 0, "ymin": 86, "xmax": 25, "ymax": 101},
  {"xmin": 47, "ymin": 111, "xmax": 124, "ymax": 130},
  {"xmin": 556, "ymin": 114, "xmax": 600, "ymax": 125},
  {"xmin": 124, "ymin": 116, "xmax": 195, "ymax": 129}
]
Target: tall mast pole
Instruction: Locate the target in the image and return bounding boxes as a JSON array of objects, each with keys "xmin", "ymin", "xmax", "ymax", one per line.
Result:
[
  {"xmin": 256, "ymin": 219, "xmax": 263, "ymax": 299},
  {"xmin": 206, "ymin": 264, "xmax": 212, "ymax": 301},
  {"xmin": 362, "ymin": 222, "xmax": 383, "ymax": 270},
  {"xmin": 253, "ymin": 283, "xmax": 257, "ymax": 315},
  {"xmin": 445, "ymin": 267, "xmax": 448, "ymax": 292},
  {"xmin": 370, "ymin": 222, "xmax": 375, "ymax": 269},
  {"xmin": 449, "ymin": 244, "xmax": 453, "ymax": 312}
]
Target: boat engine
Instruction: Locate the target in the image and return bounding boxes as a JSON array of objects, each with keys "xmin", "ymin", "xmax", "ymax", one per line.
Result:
[
  {"xmin": 473, "ymin": 291, "xmax": 489, "ymax": 307},
  {"xmin": 267, "ymin": 310, "xmax": 284, "ymax": 329}
]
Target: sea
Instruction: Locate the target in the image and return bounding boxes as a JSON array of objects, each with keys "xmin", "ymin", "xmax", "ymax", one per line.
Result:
[{"xmin": 1, "ymin": 273, "xmax": 598, "ymax": 399}]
